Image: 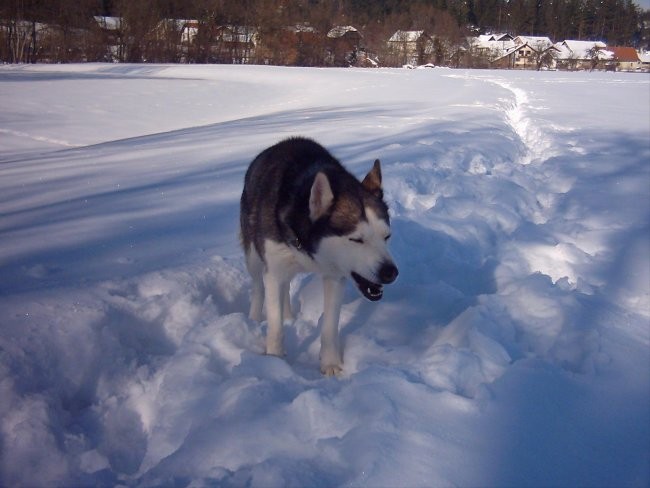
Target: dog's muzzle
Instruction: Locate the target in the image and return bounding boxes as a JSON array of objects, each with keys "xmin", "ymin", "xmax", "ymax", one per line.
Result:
[{"xmin": 351, "ymin": 262, "xmax": 398, "ymax": 302}]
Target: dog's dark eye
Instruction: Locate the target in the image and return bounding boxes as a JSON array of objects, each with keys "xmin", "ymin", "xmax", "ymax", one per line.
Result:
[{"xmin": 349, "ymin": 237, "xmax": 364, "ymax": 244}]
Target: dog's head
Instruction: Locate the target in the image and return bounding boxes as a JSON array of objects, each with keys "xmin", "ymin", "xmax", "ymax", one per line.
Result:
[{"xmin": 309, "ymin": 160, "xmax": 398, "ymax": 301}]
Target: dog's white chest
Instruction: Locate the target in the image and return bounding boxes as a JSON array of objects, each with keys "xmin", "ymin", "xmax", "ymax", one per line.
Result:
[{"xmin": 263, "ymin": 239, "xmax": 318, "ymax": 279}]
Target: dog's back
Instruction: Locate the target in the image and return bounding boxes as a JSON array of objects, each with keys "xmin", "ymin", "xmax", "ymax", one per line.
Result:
[{"xmin": 240, "ymin": 137, "xmax": 353, "ymax": 258}]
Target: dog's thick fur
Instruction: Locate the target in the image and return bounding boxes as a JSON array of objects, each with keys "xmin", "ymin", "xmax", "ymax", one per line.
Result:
[{"xmin": 240, "ymin": 137, "xmax": 398, "ymax": 375}]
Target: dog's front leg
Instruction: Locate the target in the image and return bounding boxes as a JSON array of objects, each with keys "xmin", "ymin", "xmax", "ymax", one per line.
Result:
[
  {"xmin": 245, "ymin": 246, "xmax": 265, "ymax": 322},
  {"xmin": 263, "ymin": 272, "xmax": 285, "ymax": 357},
  {"xmin": 282, "ymin": 283, "xmax": 294, "ymax": 322},
  {"xmin": 320, "ymin": 276, "xmax": 345, "ymax": 376}
]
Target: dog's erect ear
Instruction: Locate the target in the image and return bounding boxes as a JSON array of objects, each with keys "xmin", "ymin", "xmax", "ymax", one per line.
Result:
[
  {"xmin": 309, "ymin": 172, "xmax": 334, "ymax": 221},
  {"xmin": 362, "ymin": 159, "xmax": 383, "ymax": 197}
]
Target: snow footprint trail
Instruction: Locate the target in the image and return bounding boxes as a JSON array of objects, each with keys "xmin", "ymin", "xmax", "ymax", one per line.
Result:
[
  {"xmin": 486, "ymin": 77, "xmax": 556, "ymax": 166},
  {"xmin": 472, "ymin": 77, "xmax": 609, "ymax": 371},
  {"xmin": 454, "ymin": 73, "xmax": 648, "ymax": 371},
  {"xmin": 384, "ymin": 72, "xmax": 618, "ymax": 398}
]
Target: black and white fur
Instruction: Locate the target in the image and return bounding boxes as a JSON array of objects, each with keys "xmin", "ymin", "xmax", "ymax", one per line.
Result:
[{"xmin": 240, "ymin": 137, "xmax": 398, "ymax": 375}]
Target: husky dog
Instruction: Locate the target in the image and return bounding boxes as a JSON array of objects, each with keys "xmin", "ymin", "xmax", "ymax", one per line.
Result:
[{"xmin": 240, "ymin": 137, "xmax": 398, "ymax": 375}]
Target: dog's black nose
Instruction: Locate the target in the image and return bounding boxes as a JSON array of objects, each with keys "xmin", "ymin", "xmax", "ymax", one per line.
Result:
[{"xmin": 379, "ymin": 262, "xmax": 399, "ymax": 284}]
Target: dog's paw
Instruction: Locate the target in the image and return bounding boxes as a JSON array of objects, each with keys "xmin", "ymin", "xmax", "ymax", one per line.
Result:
[
  {"xmin": 320, "ymin": 345, "xmax": 342, "ymax": 376},
  {"xmin": 320, "ymin": 363, "xmax": 343, "ymax": 377}
]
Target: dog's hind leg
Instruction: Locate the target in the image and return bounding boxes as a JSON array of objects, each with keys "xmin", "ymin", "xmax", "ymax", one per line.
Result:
[
  {"xmin": 245, "ymin": 247, "xmax": 265, "ymax": 322},
  {"xmin": 320, "ymin": 276, "xmax": 345, "ymax": 376}
]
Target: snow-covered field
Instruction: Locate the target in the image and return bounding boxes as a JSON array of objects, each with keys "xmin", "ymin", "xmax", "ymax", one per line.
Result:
[{"xmin": 1, "ymin": 64, "xmax": 649, "ymax": 487}]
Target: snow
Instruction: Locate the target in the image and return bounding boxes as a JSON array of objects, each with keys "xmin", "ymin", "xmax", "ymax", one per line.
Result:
[
  {"xmin": 327, "ymin": 26, "xmax": 359, "ymax": 38},
  {"xmin": 1, "ymin": 64, "xmax": 649, "ymax": 486}
]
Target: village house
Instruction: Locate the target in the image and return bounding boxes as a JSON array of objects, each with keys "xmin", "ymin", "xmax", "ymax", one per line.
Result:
[
  {"xmin": 465, "ymin": 33, "xmax": 514, "ymax": 67},
  {"xmin": 386, "ymin": 30, "xmax": 433, "ymax": 66},
  {"xmin": 608, "ymin": 46, "xmax": 641, "ymax": 71},
  {"xmin": 154, "ymin": 19, "xmax": 198, "ymax": 44},
  {"xmin": 553, "ymin": 40, "xmax": 610, "ymax": 70},
  {"xmin": 93, "ymin": 16, "xmax": 122, "ymax": 38},
  {"xmin": 470, "ymin": 33, "xmax": 514, "ymax": 58},
  {"xmin": 93, "ymin": 16, "xmax": 123, "ymax": 61},
  {"xmin": 326, "ymin": 26, "xmax": 362, "ymax": 66},
  {"xmin": 173, "ymin": 20, "xmax": 199, "ymax": 46},
  {"xmin": 212, "ymin": 25, "xmax": 258, "ymax": 64},
  {"xmin": 639, "ymin": 51, "xmax": 650, "ymax": 71},
  {"xmin": 493, "ymin": 35, "xmax": 557, "ymax": 69}
]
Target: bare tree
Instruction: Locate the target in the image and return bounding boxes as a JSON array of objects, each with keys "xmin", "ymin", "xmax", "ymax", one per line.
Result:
[
  {"xmin": 586, "ymin": 45, "xmax": 605, "ymax": 71},
  {"xmin": 114, "ymin": 0, "xmax": 161, "ymax": 62},
  {"xmin": 1, "ymin": 0, "xmax": 39, "ymax": 63},
  {"xmin": 43, "ymin": 0, "xmax": 96, "ymax": 62},
  {"xmin": 1, "ymin": 20, "xmax": 34, "ymax": 62},
  {"xmin": 527, "ymin": 40, "xmax": 557, "ymax": 70}
]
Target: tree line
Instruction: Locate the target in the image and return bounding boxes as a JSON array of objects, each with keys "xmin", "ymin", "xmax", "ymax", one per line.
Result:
[{"xmin": 2, "ymin": 0, "xmax": 647, "ymax": 64}]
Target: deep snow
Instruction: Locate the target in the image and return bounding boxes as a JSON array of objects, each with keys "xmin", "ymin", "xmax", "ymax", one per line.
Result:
[{"xmin": 0, "ymin": 64, "xmax": 649, "ymax": 487}]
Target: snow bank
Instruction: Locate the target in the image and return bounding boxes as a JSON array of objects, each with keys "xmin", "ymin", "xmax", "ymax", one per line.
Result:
[{"xmin": 1, "ymin": 65, "xmax": 648, "ymax": 486}]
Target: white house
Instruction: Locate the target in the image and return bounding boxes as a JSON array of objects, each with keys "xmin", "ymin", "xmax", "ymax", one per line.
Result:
[
  {"xmin": 638, "ymin": 50, "xmax": 650, "ymax": 71},
  {"xmin": 494, "ymin": 36, "xmax": 557, "ymax": 69},
  {"xmin": 387, "ymin": 30, "xmax": 433, "ymax": 66},
  {"xmin": 467, "ymin": 33, "xmax": 514, "ymax": 63},
  {"xmin": 553, "ymin": 40, "xmax": 612, "ymax": 70}
]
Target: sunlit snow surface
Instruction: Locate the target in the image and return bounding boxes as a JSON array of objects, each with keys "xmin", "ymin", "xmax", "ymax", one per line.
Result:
[{"xmin": 1, "ymin": 64, "xmax": 649, "ymax": 486}]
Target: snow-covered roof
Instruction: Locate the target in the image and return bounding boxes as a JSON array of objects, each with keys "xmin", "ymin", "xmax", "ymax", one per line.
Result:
[
  {"xmin": 562, "ymin": 39, "xmax": 606, "ymax": 52},
  {"xmin": 554, "ymin": 40, "xmax": 609, "ymax": 60},
  {"xmin": 469, "ymin": 35, "xmax": 515, "ymax": 53},
  {"xmin": 599, "ymin": 49, "xmax": 615, "ymax": 60},
  {"xmin": 327, "ymin": 26, "xmax": 360, "ymax": 39},
  {"xmin": 514, "ymin": 36, "xmax": 553, "ymax": 49},
  {"xmin": 478, "ymin": 33, "xmax": 513, "ymax": 42},
  {"xmin": 289, "ymin": 23, "xmax": 317, "ymax": 34},
  {"xmin": 388, "ymin": 30, "xmax": 425, "ymax": 43},
  {"xmin": 492, "ymin": 36, "xmax": 557, "ymax": 62}
]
